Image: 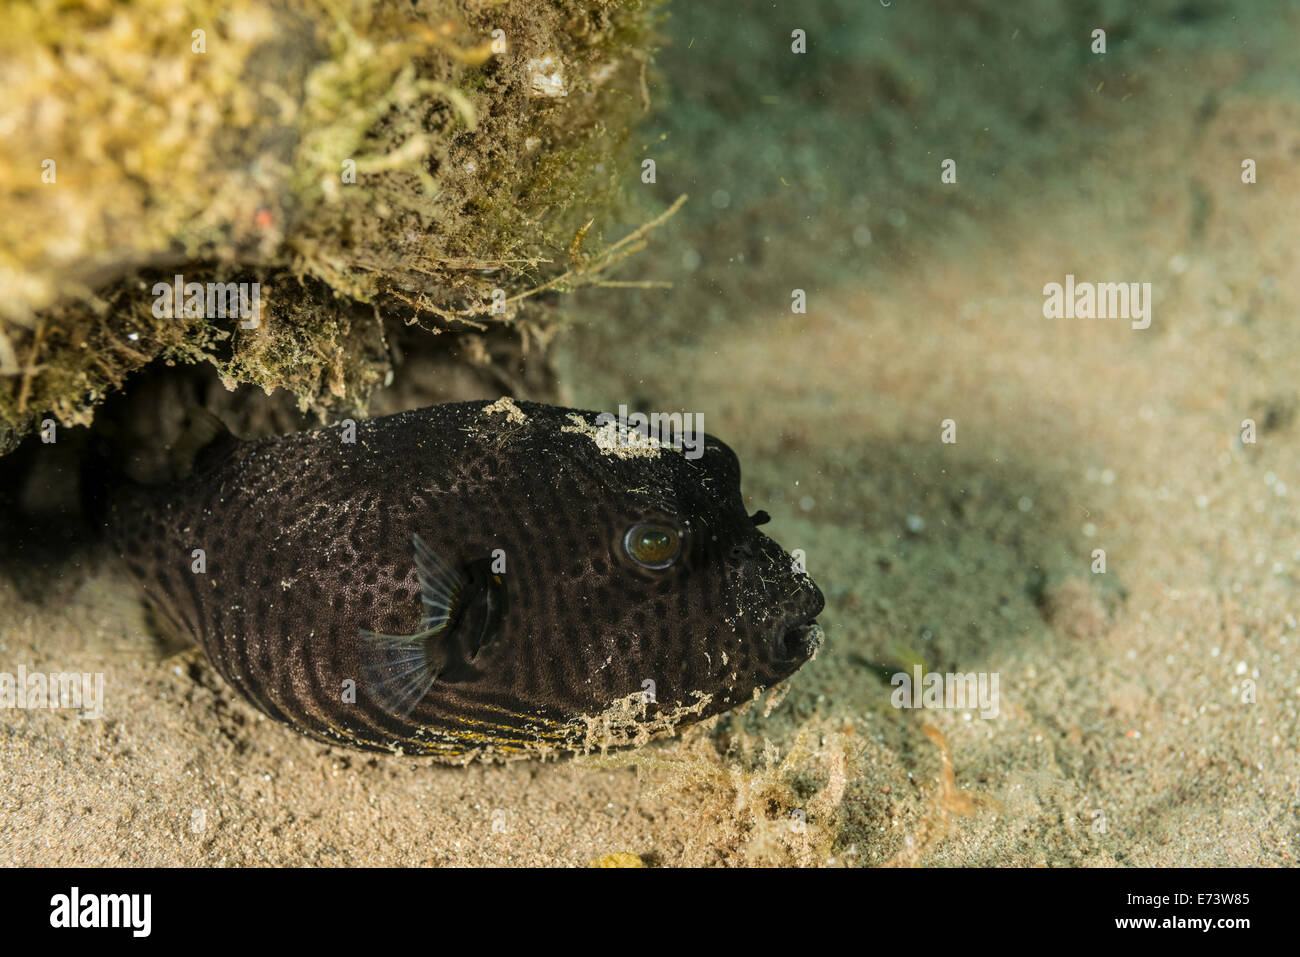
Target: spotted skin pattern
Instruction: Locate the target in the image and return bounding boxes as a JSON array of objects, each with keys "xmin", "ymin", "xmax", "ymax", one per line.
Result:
[{"xmin": 110, "ymin": 400, "xmax": 824, "ymax": 760}]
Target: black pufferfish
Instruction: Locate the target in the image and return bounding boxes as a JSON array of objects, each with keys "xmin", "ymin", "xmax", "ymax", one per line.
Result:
[{"xmin": 110, "ymin": 399, "xmax": 824, "ymax": 760}]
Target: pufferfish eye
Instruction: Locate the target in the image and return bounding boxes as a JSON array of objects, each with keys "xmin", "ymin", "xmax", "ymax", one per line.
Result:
[{"xmin": 623, "ymin": 523, "xmax": 682, "ymax": 569}]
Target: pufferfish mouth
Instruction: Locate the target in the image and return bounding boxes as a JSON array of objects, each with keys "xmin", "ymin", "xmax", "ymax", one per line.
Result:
[{"xmin": 777, "ymin": 619, "xmax": 824, "ymax": 662}]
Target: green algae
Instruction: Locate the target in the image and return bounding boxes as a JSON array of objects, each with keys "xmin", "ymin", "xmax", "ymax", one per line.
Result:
[{"xmin": 0, "ymin": 0, "xmax": 664, "ymax": 452}]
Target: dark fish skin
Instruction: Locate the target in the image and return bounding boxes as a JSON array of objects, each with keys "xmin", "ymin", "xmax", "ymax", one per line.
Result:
[{"xmin": 109, "ymin": 399, "xmax": 824, "ymax": 760}]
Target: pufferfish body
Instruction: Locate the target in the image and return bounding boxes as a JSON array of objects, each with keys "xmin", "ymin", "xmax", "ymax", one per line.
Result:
[{"xmin": 109, "ymin": 399, "xmax": 824, "ymax": 760}]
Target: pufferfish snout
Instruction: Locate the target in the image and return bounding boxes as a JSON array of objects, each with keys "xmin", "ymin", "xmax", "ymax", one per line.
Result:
[
  {"xmin": 110, "ymin": 398, "xmax": 824, "ymax": 761},
  {"xmin": 719, "ymin": 507, "xmax": 825, "ymax": 676}
]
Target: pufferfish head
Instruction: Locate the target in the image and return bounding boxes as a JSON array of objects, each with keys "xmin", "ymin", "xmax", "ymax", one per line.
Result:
[
  {"xmin": 372, "ymin": 406, "xmax": 825, "ymax": 734},
  {"xmin": 555, "ymin": 426, "xmax": 826, "ymax": 714}
]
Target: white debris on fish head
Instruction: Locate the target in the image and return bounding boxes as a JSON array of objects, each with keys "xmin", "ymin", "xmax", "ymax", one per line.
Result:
[
  {"xmin": 481, "ymin": 396, "xmax": 527, "ymax": 424},
  {"xmin": 561, "ymin": 413, "xmax": 682, "ymax": 460}
]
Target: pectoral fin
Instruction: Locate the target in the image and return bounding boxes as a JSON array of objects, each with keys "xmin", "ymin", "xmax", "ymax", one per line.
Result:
[{"xmin": 359, "ymin": 534, "xmax": 466, "ymax": 718}]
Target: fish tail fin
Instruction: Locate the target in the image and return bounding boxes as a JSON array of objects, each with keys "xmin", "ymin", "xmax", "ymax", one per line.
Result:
[
  {"xmin": 86, "ymin": 380, "xmax": 240, "ymax": 536},
  {"xmin": 179, "ymin": 406, "xmax": 239, "ymax": 476}
]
